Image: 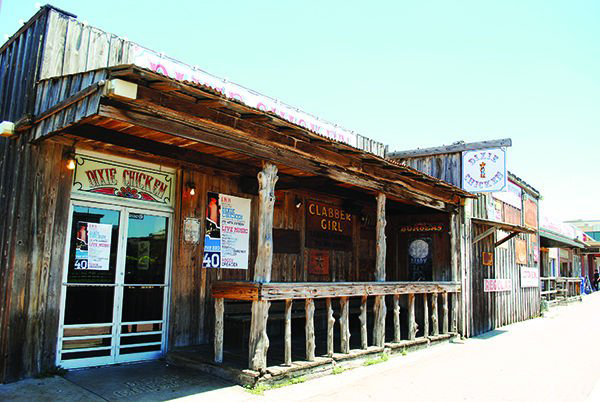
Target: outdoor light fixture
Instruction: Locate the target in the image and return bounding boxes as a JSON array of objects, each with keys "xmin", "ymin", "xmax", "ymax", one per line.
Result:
[
  {"xmin": 295, "ymin": 196, "xmax": 303, "ymax": 209},
  {"xmin": 188, "ymin": 182, "xmax": 196, "ymax": 196},
  {"xmin": 65, "ymin": 152, "xmax": 76, "ymax": 170}
]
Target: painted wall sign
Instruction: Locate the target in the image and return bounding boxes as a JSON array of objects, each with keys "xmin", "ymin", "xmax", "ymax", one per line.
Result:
[
  {"xmin": 74, "ymin": 222, "xmax": 112, "ymax": 271},
  {"xmin": 183, "ymin": 218, "xmax": 201, "ymax": 244},
  {"xmin": 203, "ymin": 192, "xmax": 251, "ymax": 269},
  {"xmin": 520, "ymin": 267, "xmax": 539, "ymax": 288},
  {"xmin": 482, "ymin": 252, "xmax": 493, "ymax": 266},
  {"xmin": 462, "ymin": 148, "xmax": 506, "ymax": 192},
  {"xmin": 305, "ymin": 201, "xmax": 353, "ymax": 251},
  {"xmin": 524, "ymin": 198, "xmax": 538, "ymax": 229},
  {"xmin": 484, "ymin": 279, "xmax": 512, "ymax": 292},
  {"xmin": 72, "ymin": 154, "xmax": 175, "ymax": 206},
  {"xmin": 504, "ymin": 204, "xmax": 522, "ymax": 226},
  {"xmin": 308, "ymin": 249, "xmax": 330, "ymax": 276},
  {"xmin": 492, "ymin": 181, "xmax": 522, "ymax": 210},
  {"xmin": 400, "ymin": 223, "xmax": 444, "ymax": 233},
  {"xmin": 132, "ymin": 46, "xmax": 358, "ymax": 147},
  {"xmin": 516, "ymin": 238, "xmax": 528, "ymax": 265}
]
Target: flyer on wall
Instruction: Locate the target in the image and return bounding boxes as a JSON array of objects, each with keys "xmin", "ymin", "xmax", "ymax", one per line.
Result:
[{"xmin": 203, "ymin": 192, "xmax": 251, "ymax": 269}]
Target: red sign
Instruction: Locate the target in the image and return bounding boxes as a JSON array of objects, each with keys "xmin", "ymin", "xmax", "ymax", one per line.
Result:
[{"xmin": 308, "ymin": 249, "xmax": 329, "ymax": 276}]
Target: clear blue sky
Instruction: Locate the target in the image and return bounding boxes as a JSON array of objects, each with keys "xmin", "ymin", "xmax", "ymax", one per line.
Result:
[{"xmin": 2, "ymin": 1, "xmax": 598, "ymax": 221}]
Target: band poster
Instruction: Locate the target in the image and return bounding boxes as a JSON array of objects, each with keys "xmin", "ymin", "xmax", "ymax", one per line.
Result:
[
  {"xmin": 203, "ymin": 192, "xmax": 251, "ymax": 269},
  {"xmin": 74, "ymin": 222, "xmax": 112, "ymax": 271}
]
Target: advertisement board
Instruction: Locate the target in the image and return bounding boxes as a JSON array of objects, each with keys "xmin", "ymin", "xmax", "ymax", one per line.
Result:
[
  {"xmin": 520, "ymin": 267, "xmax": 539, "ymax": 288},
  {"xmin": 203, "ymin": 192, "xmax": 251, "ymax": 269}
]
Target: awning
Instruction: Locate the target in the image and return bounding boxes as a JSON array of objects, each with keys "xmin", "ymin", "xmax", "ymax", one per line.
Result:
[
  {"xmin": 540, "ymin": 228, "xmax": 586, "ymax": 249},
  {"xmin": 471, "ymin": 217, "xmax": 536, "ymax": 248}
]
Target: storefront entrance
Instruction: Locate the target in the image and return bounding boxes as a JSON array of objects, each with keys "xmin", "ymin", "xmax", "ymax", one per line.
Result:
[{"xmin": 57, "ymin": 200, "xmax": 172, "ymax": 369}]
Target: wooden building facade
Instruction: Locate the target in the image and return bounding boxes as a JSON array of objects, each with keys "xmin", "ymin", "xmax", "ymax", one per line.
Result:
[
  {"xmin": 0, "ymin": 6, "xmax": 472, "ymax": 382},
  {"xmin": 389, "ymin": 140, "xmax": 542, "ymax": 337}
]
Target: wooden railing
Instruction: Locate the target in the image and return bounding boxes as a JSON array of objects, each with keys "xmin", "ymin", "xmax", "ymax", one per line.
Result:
[
  {"xmin": 541, "ymin": 277, "xmax": 582, "ymax": 304},
  {"xmin": 212, "ymin": 281, "xmax": 460, "ymax": 368}
]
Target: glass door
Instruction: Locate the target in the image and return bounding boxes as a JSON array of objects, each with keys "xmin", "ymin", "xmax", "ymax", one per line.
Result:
[{"xmin": 58, "ymin": 202, "xmax": 171, "ymax": 369}]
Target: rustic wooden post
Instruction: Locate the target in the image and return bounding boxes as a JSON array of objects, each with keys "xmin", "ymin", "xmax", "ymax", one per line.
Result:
[
  {"xmin": 326, "ymin": 298, "xmax": 335, "ymax": 357},
  {"xmin": 431, "ymin": 293, "xmax": 439, "ymax": 336},
  {"xmin": 442, "ymin": 292, "xmax": 449, "ymax": 334},
  {"xmin": 373, "ymin": 192, "xmax": 387, "ymax": 347},
  {"xmin": 360, "ymin": 295, "xmax": 368, "ymax": 349},
  {"xmin": 393, "ymin": 294, "xmax": 401, "ymax": 342},
  {"xmin": 214, "ymin": 298, "xmax": 224, "ymax": 363},
  {"xmin": 423, "ymin": 293, "xmax": 429, "ymax": 337},
  {"xmin": 340, "ymin": 296, "xmax": 350, "ymax": 354},
  {"xmin": 305, "ymin": 299, "xmax": 315, "ymax": 361},
  {"xmin": 408, "ymin": 293, "xmax": 417, "ymax": 340},
  {"xmin": 284, "ymin": 299, "xmax": 292, "ymax": 365},
  {"xmin": 248, "ymin": 162, "xmax": 278, "ymax": 370},
  {"xmin": 452, "ymin": 293, "xmax": 458, "ymax": 333}
]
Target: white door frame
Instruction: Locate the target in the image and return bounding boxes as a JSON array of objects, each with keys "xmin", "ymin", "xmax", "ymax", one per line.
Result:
[{"xmin": 56, "ymin": 196, "xmax": 174, "ymax": 369}]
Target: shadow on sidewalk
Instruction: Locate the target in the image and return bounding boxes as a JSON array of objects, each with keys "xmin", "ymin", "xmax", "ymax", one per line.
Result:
[
  {"xmin": 64, "ymin": 360, "xmax": 235, "ymax": 401},
  {"xmin": 472, "ymin": 329, "xmax": 508, "ymax": 340}
]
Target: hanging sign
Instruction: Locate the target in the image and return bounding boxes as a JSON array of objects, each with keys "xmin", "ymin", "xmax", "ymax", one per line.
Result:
[
  {"xmin": 462, "ymin": 148, "xmax": 506, "ymax": 193},
  {"xmin": 74, "ymin": 222, "xmax": 112, "ymax": 271},
  {"xmin": 203, "ymin": 192, "xmax": 251, "ymax": 269},
  {"xmin": 72, "ymin": 154, "xmax": 175, "ymax": 207},
  {"xmin": 305, "ymin": 201, "xmax": 353, "ymax": 251},
  {"xmin": 484, "ymin": 279, "xmax": 512, "ymax": 292},
  {"xmin": 521, "ymin": 267, "xmax": 539, "ymax": 288}
]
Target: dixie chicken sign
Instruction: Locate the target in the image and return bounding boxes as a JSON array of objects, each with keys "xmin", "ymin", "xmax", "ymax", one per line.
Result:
[{"xmin": 462, "ymin": 148, "xmax": 507, "ymax": 193}]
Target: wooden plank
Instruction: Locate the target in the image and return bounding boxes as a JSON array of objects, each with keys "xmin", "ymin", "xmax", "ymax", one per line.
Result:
[
  {"xmin": 214, "ymin": 298, "xmax": 224, "ymax": 364},
  {"xmin": 387, "ymin": 138, "xmax": 512, "ymax": 159},
  {"xmin": 340, "ymin": 296, "xmax": 350, "ymax": 354},
  {"xmin": 408, "ymin": 293, "xmax": 417, "ymax": 340},
  {"xmin": 359, "ymin": 295, "xmax": 368, "ymax": 349},
  {"xmin": 326, "ymin": 298, "xmax": 335, "ymax": 357},
  {"xmin": 431, "ymin": 293, "xmax": 439, "ymax": 336},
  {"xmin": 473, "ymin": 227, "xmax": 495, "ymax": 245},
  {"xmin": 452, "ymin": 292, "xmax": 458, "ymax": 332},
  {"xmin": 305, "ymin": 299, "xmax": 315, "ymax": 361},
  {"xmin": 393, "ymin": 294, "xmax": 401, "ymax": 342},
  {"xmin": 284, "ymin": 299, "xmax": 292, "ymax": 366},
  {"xmin": 211, "ymin": 281, "xmax": 259, "ymax": 300},
  {"xmin": 375, "ymin": 192, "xmax": 386, "ymax": 281}
]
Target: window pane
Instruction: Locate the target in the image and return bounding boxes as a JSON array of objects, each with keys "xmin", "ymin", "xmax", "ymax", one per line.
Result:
[
  {"xmin": 121, "ymin": 286, "xmax": 164, "ymax": 322},
  {"xmin": 125, "ymin": 213, "xmax": 168, "ymax": 284},
  {"xmin": 64, "ymin": 286, "xmax": 115, "ymax": 325},
  {"xmin": 67, "ymin": 206, "xmax": 120, "ymax": 284}
]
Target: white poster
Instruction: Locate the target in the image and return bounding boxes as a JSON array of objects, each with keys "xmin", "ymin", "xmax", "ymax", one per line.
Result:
[
  {"xmin": 462, "ymin": 148, "xmax": 507, "ymax": 193},
  {"xmin": 203, "ymin": 192, "xmax": 251, "ymax": 269},
  {"xmin": 492, "ymin": 181, "xmax": 523, "ymax": 210},
  {"xmin": 520, "ymin": 267, "xmax": 539, "ymax": 288},
  {"xmin": 75, "ymin": 222, "xmax": 112, "ymax": 271}
]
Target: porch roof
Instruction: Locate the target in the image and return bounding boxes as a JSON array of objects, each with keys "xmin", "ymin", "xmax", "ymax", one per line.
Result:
[{"xmin": 24, "ymin": 65, "xmax": 474, "ymax": 211}]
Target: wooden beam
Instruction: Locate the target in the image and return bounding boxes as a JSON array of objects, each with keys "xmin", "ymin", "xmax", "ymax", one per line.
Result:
[
  {"xmin": 326, "ymin": 298, "xmax": 335, "ymax": 357},
  {"xmin": 340, "ymin": 297, "xmax": 350, "ymax": 354},
  {"xmin": 431, "ymin": 293, "xmax": 439, "ymax": 336},
  {"xmin": 360, "ymin": 296, "xmax": 368, "ymax": 349},
  {"xmin": 97, "ymin": 101, "xmax": 455, "ymax": 211},
  {"xmin": 495, "ymin": 231, "xmax": 519, "ymax": 248},
  {"xmin": 32, "ymin": 82, "xmax": 103, "ymax": 125},
  {"xmin": 66, "ymin": 123, "xmax": 260, "ymax": 178},
  {"xmin": 423, "ymin": 293, "xmax": 429, "ymax": 337},
  {"xmin": 442, "ymin": 292, "xmax": 449, "ymax": 334},
  {"xmin": 452, "ymin": 293, "xmax": 458, "ymax": 333},
  {"xmin": 214, "ymin": 298, "xmax": 224, "ymax": 364},
  {"xmin": 284, "ymin": 299, "xmax": 292, "ymax": 366},
  {"xmin": 450, "ymin": 211, "xmax": 460, "ymax": 281},
  {"xmin": 305, "ymin": 299, "xmax": 315, "ymax": 361},
  {"xmin": 408, "ymin": 293, "xmax": 417, "ymax": 340},
  {"xmin": 248, "ymin": 301, "xmax": 270, "ymax": 370},
  {"xmin": 473, "ymin": 227, "xmax": 496, "ymax": 245},
  {"xmin": 393, "ymin": 294, "xmax": 401, "ymax": 342},
  {"xmin": 387, "ymin": 138, "xmax": 512, "ymax": 159},
  {"xmin": 254, "ymin": 162, "xmax": 278, "ymax": 282},
  {"xmin": 373, "ymin": 192, "xmax": 387, "ymax": 347}
]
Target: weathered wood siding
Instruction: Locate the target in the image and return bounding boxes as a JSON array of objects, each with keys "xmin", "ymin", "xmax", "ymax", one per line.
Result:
[
  {"xmin": 395, "ymin": 153, "xmax": 462, "ymax": 188},
  {"xmin": 0, "ymin": 7, "xmax": 74, "ymax": 383}
]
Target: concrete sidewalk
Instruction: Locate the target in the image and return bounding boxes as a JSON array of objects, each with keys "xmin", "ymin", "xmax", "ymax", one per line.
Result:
[{"xmin": 2, "ymin": 294, "xmax": 600, "ymax": 401}]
